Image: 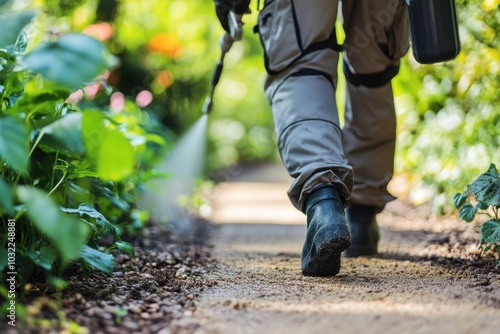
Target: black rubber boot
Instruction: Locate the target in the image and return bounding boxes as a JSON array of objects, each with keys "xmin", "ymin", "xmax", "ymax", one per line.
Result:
[
  {"xmin": 302, "ymin": 187, "xmax": 351, "ymax": 277},
  {"xmin": 342, "ymin": 204, "xmax": 380, "ymax": 257}
]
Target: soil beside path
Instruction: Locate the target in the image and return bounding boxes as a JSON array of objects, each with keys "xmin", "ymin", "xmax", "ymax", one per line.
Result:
[{"xmin": 173, "ymin": 163, "xmax": 500, "ymax": 334}]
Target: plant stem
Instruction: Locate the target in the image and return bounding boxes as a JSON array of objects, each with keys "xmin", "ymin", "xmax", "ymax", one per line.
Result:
[{"xmin": 47, "ymin": 170, "xmax": 67, "ymax": 197}]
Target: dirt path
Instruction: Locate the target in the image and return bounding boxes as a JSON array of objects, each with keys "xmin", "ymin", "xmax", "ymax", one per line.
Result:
[{"xmin": 173, "ymin": 164, "xmax": 500, "ymax": 334}]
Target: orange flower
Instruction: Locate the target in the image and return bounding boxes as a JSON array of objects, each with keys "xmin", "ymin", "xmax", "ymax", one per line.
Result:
[{"xmin": 148, "ymin": 33, "xmax": 182, "ymax": 58}]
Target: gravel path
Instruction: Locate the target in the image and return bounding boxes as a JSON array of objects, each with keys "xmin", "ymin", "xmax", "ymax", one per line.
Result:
[{"xmin": 174, "ymin": 164, "xmax": 500, "ymax": 334}]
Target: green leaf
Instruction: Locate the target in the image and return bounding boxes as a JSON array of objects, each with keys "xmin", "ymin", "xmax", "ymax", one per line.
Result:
[
  {"xmin": 0, "ymin": 176, "xmax": 13, "ymax": 212},
  {"xmin": 28, "ymin": 245, "xmax": 58, "ymax": 271},
  {"xmin": 80, "ymin": 245, "xmax": 114, "ymax": 274},
  {"xmin": 469, "ymin": 164, "xmax": 500, "ymax": 207},
  {"xmin": 61, "ymin": 203, "xmax": 118, "ymax": 235},
  {"xmin": 23, "ymin": 33, "xmax": 115, "ymax": 88},
  {"xmin": 459, "ymin": 203, "xmax": 477, "ymax": 222},
  {"xmin": 476, "ymin": 201, "xmax": 489, "ymax": 210},
  {"xmin": 0, "ymin": 11, "xmax": 35, "ymax": 49},
  {"xmin": 41, "ymin": 113, "xmax": 84, "ymax": 155},
  {"xmin": 23, "ymin": 80, "xmax": 72, "ymax": 103},
  {"xmin": 113, "ymin": 241, "xmax": 135, "ymax": 257},
  {"xmin": 82, "ymin": 110, "xmax": 106, "ymax": 161},
  {"xmin": 17, "ymin": 187, "xmax": 90, "ymax": 261},
  {"xmin": 0, "ymin": 116, "xmax": 28, "ymax": 173},
  {"xmin": 90, "ymin": 179, "xmax": 130, "ymax": 211},
  {"xmin": 453, "ymin": 192, "xmax": 468, "ymax": 208},
  {"xmin": 14, "ymin": 31, "xmax": 28, "ymax": 54},
  {"xmin": 97, "ymin": 130, "xmax": 136, "ymax": 181},
  {"xmin": 4, "ymin": 71, "xmax": 24, "ymax": 96},
  {"xmin": 67, "ymin": 160, "xmax": 98, "ymax": 179},
  {"xmin": 481, "ymin": 219, "xmax": 500, "ymax": 244}
]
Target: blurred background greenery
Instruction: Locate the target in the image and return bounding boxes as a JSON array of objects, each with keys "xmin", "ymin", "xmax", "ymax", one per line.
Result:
[{"xmin": 25, "ymin": 0, "xmax": 500, "ymax": 211}]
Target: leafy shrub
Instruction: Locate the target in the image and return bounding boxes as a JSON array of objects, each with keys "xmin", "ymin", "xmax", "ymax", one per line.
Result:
[
  {"xmin": 454, "ymin": 163, "xmax": 500, "ymax": 259},
  {"xmin": 394, "ymin": 1, "xmax": 500, "ymax": 206},
  {"xmin": 0, "ymin": 3, "xmax": 162, "ymax": 288}
]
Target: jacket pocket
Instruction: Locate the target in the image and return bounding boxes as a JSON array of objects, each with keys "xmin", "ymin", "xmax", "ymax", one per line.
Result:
[{"xmin": 257, "ymin": 0, "xmax": 303, "ymax": 75}]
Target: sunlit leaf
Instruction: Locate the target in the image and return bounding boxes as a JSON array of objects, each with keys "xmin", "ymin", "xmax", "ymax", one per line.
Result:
[
  {"xmin": 459, "ymin": 203, "xmax": 477, "ymax": 223},
  {"xmin": 0, "ymin": 116, "xmax": 28, "ymax": 173},
  {"xmin": 469, "ymin": 164, "xmax": 500, "ymax": 207},
  {"xmin": 17, "ymin": 187, "xmax": 90, "ymax": 261},
  {"xmin": 80, "ymin": 245, "xmax": 114, "ymax": 274},
  {"xmin": 481, "ymin": 219, "xmax": 500, "ymax": 244},
  {"xmin": 0, "ymin": 11, "xmax": 35, "ymax": 48},
  {"xmin": 97, "ymin": 130, "xmax": 136, "ymax": 181},
  {"xmin": 82, "ymin": 110, "xmax": 106, "ymax": 161},
  {"xmin": 23, "ymin": 33, "xmax": 115, "ymax": 88},
  {"xmin": 67, "ymin": 160, "xmax": 98, "ymax": 179}
]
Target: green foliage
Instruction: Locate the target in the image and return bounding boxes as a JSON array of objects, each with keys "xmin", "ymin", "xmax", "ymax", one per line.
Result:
[
  {"xmin": 454, "ymin": 163, "xmax": 500, "ymax": 260},
  {"xmin": 394, "ymin": 1, "xmax": 500, "ymax": 205},
  {"xmin": 0, "ymin": 3, "xmax": 162, "ymax": 289},
  {"xmin": 23, "ymin": 34, "xmax": 116, "ymax": 88},
  {"xmin": 0, "ymin": 116, "xmax": 29, "ymax": 173},
  {"xmin": 0, "ymin": 11, "xmax": 35, "ymax": 48}
]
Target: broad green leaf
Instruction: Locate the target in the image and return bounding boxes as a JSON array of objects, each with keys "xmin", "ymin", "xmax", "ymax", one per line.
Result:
[
  {"xmin": 0, "ymin": 11, "xmax": 35, "ymax": 48},
  {"xmin": 17, "ymin": 187, "xmax": 90, "ymax": 261},
  {"xmin": 0, "ymin": 176, "xmax": 13, "ymax": 212},
  {"xmin": 481, "ymin": 219, "xmax": 500, "ymax": 244},
  {"xmin": 61, "ymin": 203, "xmax": 118, "ymax": 235},
  {"xmin": 23, "ymin": 34, "xmax": 115, "ymax": 88},
  {"xmin": 459, "ymin": 203, "xmax": 477, "ymax": 223},
  {"xmin": 82, "ymin": 110, "xmax": 107, "ymax": 161},
  {"xmin": 113, "ymin": 241, "xmax": 135, "ymax": 257},
  {"xmin": 469, "ymin": 164, "xmax": 500, "ymax": 207},
  {"xmin": 453, "ymin": 192, "xmax": 468, "ymax": 208},
  {"xmin": 80, "ymin": 245, "xmax": 114, "ymax": 274},
  {"xmin": 0, "ymin": 116, "xmax": 28, "ymax": 173},
  {"xmin": 28, "ymin": 245, "xmax": 58, "ymax": 271},
  {"xmin": 42, "ymin": 113, "xmax": 84, "ymax": 154},
  {"xmin": 97, "ymin": 130, "xmax": 136, "ymax": 181}
]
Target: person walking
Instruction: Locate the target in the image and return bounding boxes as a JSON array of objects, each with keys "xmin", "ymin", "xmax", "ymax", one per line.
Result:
[{"xmin": 214, "ymin": 0, "xmax": 410, "ymax": 277}]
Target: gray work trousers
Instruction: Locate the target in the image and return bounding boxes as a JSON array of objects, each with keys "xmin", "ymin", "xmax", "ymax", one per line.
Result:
[{"xmin": 257, "ymin": 0, "xmax": 410, "ymax": 212}]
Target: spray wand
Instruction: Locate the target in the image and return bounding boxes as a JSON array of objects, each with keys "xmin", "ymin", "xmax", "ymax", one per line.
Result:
[{"xmin": 203, "ymin": 10, "xmax": 245, "ymax": 114}]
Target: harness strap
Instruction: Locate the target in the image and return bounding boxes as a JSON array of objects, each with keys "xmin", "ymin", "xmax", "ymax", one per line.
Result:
[{"xmin": 343, "ymin": 62, "xmax": 400, "ymax": 88}]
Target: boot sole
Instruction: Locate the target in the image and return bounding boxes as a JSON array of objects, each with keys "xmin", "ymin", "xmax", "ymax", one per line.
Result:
[
  {"xmin": 302, "ymin": 237, "xmax": 351, "ymax": 277},
  {"xmin": 342, "ymin": 244, "xmax": 378, "ymax": 258}
]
